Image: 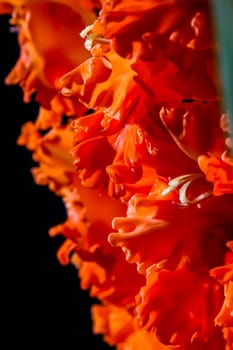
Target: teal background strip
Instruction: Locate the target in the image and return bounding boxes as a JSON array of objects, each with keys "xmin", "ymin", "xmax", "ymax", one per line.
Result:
[{"xmin": 211, "ymin": 0, "xmax": 233, "ymax": 143}]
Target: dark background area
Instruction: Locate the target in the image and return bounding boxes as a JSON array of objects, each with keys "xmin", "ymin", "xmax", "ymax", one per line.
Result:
[{"xmin": 0, "ymin": 15, "xmax": 113, "ymax": 344}]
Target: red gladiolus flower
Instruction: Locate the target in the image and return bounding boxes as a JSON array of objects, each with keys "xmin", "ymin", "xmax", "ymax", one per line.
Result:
[{"xmin": 2, "ymin": 0, "xmax": 233, "ymax": 348}]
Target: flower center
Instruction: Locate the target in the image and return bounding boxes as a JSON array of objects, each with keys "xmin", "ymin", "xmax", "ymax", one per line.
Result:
[
  {"xmin": 80, "ymin": 24, "xmax": 111, "ymax": 51},
  {"xmin": 161, "ymin": 174, "xmax": 212, "ymax": 206}
]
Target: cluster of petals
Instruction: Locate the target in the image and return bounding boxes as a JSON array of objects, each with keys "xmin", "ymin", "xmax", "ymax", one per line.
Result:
[{"xmin": 2, "ymin": 0, "xmax": 233, "ymax": 348}]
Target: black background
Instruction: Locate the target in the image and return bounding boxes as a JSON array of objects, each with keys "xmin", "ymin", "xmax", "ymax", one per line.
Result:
[{"xmin": 0, "ymin": 15, "xmax": 113, "ymax": 344}]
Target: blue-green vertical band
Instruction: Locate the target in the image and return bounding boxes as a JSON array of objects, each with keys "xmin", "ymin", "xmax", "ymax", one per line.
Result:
[{"xmin": 211, "ymin": 0, "xmax": 233, "ymax": 144}]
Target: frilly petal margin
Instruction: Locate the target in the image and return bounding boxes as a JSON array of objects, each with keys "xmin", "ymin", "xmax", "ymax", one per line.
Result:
[
  {"xmin": 134, "ymin": 257, "xmax": 223, "ymax": 346},
  {"xmin": 91, "ymin": 302, "xmax": 226, "ymax": 350},
  {"xmin": 91, "ymin": 304, "xmax": 172, "ymax": 349},
  {"xmin": 3, "ymin": 0, "xmax": 96, "ymax": 106},
  {"xmin": 210, "ymin": 241, "xmax": 233, "ymax": 350},
  {"xmin": 2, "ymin": 0, "xmax": 233, "ymax": 348}
]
